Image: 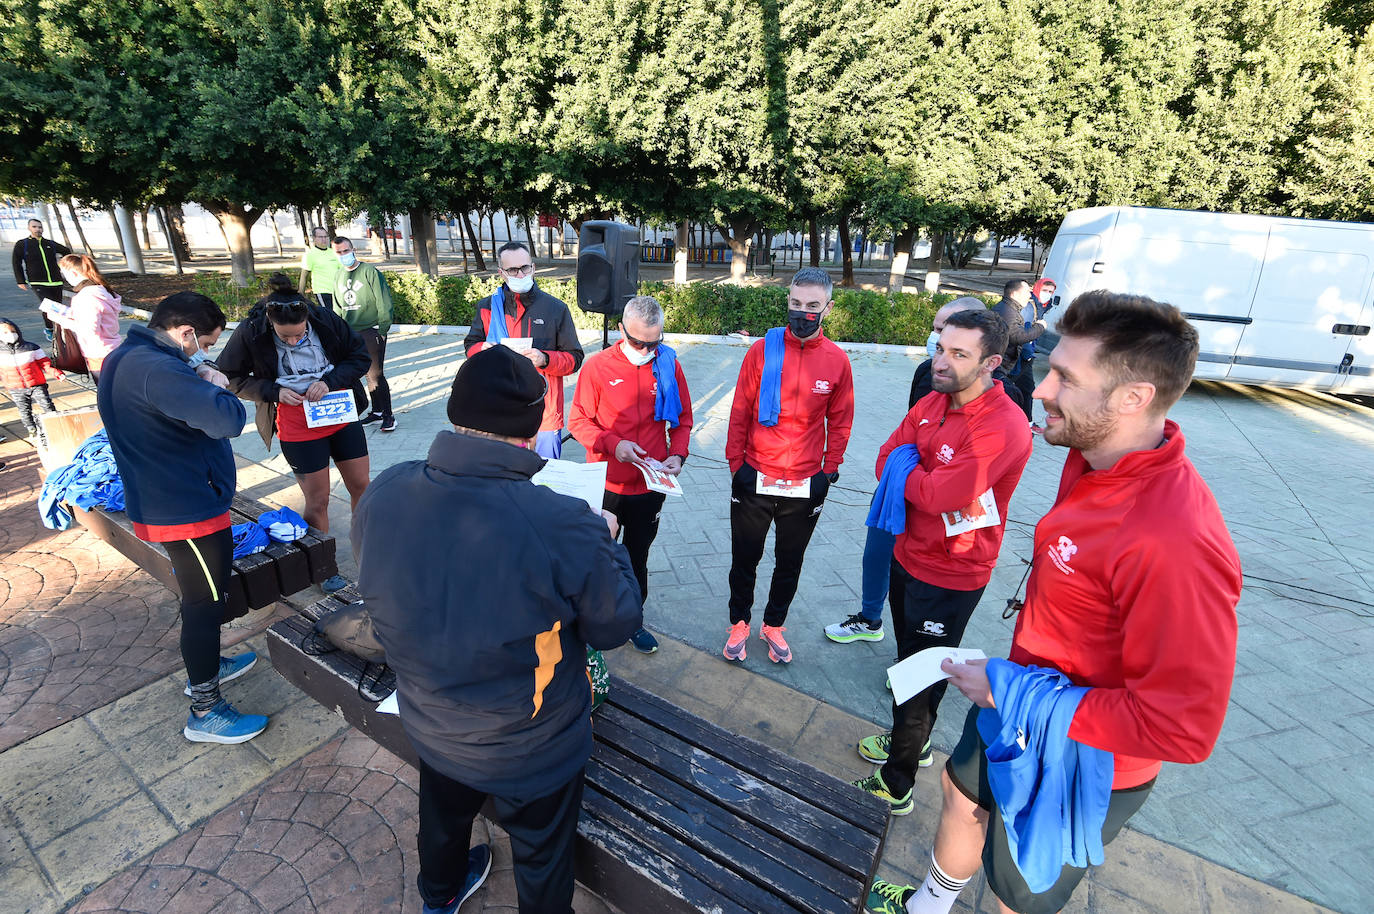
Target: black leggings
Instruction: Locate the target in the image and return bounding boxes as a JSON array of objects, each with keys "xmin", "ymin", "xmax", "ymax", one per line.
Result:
[{"xmin": 163, "ymin": 527, "xmax": 232, "ymax": 686}]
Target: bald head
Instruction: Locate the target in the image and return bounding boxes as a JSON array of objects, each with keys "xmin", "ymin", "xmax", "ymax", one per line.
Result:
[{"xmin": 933, "ymin": 297, "xmax": 985, "ymax": 332}]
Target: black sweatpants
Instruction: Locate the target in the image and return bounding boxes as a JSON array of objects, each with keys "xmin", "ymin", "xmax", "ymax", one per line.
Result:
[
  {"xmin": 1009, "ymin": 360, "xmax": 1035, "ymax": 420},
  {"xmin": 418, "ymin": 759, "xmax": 584, "ymax": 914},
  {"xmin": 603, "ymin": 489, "xmax": 667, "ymax": 603},
  {"xmin": 5, "ymin": 385, "xmax": 55, "ymax": 437},
  {"xmin": 359, "ymin": 328, "xmax": 392, "ymax": 419},
  {"xmin": 163, "ymin": 526, "xmax": 233, "ymax": 687},
  {"xmin": 727, "ymin": 463, "xmax": 830, "ymax": 627},
  {"xmin": 881, "ymin": 560, "xmax": 986, "ymax": 797},
  {"xmin": 31, "ymin": 284, "xmax": 60, "ymax": 330}
]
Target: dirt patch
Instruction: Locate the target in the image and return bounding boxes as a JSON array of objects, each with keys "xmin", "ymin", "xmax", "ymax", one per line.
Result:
[{"xmin": 104, "ymin": 271, "xmax": 205, "ymax": 308}]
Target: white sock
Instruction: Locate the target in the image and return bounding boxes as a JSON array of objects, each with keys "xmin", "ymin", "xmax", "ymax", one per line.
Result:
[{"xmin": 905, "ymin": 856, "xmax": 969, "ymax": 914}]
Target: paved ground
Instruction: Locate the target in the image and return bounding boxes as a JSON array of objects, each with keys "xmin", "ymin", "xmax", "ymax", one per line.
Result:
[{"xmin": 1, "ymin": 275, "xmax": 1369, "ymax": 912}]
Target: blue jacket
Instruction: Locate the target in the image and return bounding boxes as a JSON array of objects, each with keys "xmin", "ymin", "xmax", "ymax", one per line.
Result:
[
  {"xmin": 977, "ymin": 659, "xmax": 1115, "ymax": 893},
  {"xmin": 353, "ymin": 430, "xmax": 643, "ymax": 798},
  {"xmin": 97, "ymin": 324, "xmax": 246, "ymax": 527}
]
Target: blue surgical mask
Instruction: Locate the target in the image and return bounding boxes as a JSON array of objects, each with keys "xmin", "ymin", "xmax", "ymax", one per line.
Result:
[
  {"xmin": 926, "ymin": 331, "xmax": 940, "ymax": 359},
  {"xmin": 338, "ymin": 251, "xmax": 357, "ymax": 268},
  {"xmin": 187, "ymin": 348, "xmax": 207, "ymax": 369},
  {"xmin": 507, "ymin": 274, "xmax": 534, "ymax": 295}
]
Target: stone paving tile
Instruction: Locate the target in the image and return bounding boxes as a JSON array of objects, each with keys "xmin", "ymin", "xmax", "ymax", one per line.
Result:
[{"xmin": 66, "ymin": 731, "xmax": 619, "ymax": 914}]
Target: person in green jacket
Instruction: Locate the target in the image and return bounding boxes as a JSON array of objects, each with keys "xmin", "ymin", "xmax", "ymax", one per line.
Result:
[
  {"xmin": 299, "ymin": 226, "xmax": 342, "ymax": 310},
  {"xmin": 332, "ymin": 236, "xmax": 396, "ymax": 431}
]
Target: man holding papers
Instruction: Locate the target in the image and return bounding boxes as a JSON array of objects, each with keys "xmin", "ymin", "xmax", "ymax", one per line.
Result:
[
  {"xmin": 571, "ymin": 295, "xmax": 693, "ymax": 655},
  {"xmin": 464, "ymin": 241, "xmax": 585, "ymax": 458},
  {"xmin": 866, "ymin": 293, "xmax": 1241, "ymax": 914},
  {"xmin": 723, "ymin": 267, "xmax": 854, "ymax": 664},
  {"xmin": 354, "ymin": 346, "xmax": 641, "ymax": 914},
  {"xmin": 853, "ymin": 308, "xmax": 1031, "ymax": 816}
]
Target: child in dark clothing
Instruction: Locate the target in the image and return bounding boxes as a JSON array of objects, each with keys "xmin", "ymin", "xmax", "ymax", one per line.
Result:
[{"xmin": 0, "ymin": 318, "xmax": 60, "ymax": 447}]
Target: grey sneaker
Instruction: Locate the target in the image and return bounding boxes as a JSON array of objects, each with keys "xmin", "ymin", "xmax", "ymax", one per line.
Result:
[{"xmin": 824, "ymin": 613, "xmax": 884, "ymax": 643}]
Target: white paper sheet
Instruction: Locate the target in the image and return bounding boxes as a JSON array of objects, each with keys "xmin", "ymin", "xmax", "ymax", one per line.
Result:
[
  {"xmin": 531, "ymin": 459, "xmax": 608, "ymax": 511},
  {"xmin": 886, "ymin": 646, "xmax": 987, "ymax": 705},
  {"xmin": 637, "ymin": 459, "xmax": 684, "ymax": 497},
  {"xmin": 303, "ymin": 389, "xmax": 359, "ymax": 429},
  {"xmin": 500, "ymin": 337, "xmax": 534, "ymax": 352},
  {"xmin": 376, "ymin": 691, "xmax": 399, "ymax": 715}
]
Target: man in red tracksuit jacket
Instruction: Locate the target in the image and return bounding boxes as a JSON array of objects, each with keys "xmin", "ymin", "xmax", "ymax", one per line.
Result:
[
  {"xmin": 463, "ymin": 241, "xmax": 584, "ymax": 458},
  {"xmin": 853, "ymin": 308, "xmax": 1032, "ymax": 816},
  {"xmin": 570, "ymin": 295, "xmax": 693, "ymax": 656},
  {"xmin": 723, "ymin": 267, "xmax": 854, "ymax": 665},
  {"xmin": 870, "ymin": 291, "xmax": 1243, "ymax": 914}
]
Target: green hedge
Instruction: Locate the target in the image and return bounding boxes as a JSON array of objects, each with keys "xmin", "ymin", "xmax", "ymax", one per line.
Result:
[{"xmin": 201, "ymin": 270, "xmax": 992, "ymax": 346}]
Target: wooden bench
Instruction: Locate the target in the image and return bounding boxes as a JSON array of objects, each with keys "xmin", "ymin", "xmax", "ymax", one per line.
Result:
[
  {"xmin": 74, "ymin": 494, "xmax": 337, "ymax": 618},
  {"xmin": 267, "ymin": 592, "xmax": 891, "ymax": 914}
]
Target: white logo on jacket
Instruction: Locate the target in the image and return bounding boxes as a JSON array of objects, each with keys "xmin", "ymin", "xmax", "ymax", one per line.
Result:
[
  {"xmin": 922, "ymin": 620, "xmax": 946, "ymax": 636},
  {"xmin": 1048, "ymin": 536, "xmax": 1078, "ymax": 574},
  {"xmin": 533, "ymin": 318, "xmax": 545, "ymax": 325},
  {"xmin": 608, "ymin": 378, "xmax": 625, "ymax": 387},
  {"xmin": 937, "ymin": 444, "xmax": 955, "ymax": 464},
  {"xmin": 812, "ymin": 379, "xmax": 831, "ymax": 394}
]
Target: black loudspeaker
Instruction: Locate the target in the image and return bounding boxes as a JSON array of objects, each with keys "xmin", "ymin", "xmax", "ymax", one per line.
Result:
[{"xmin": 577, "ymin": 220, "xmax": 640, "ymax": 316}]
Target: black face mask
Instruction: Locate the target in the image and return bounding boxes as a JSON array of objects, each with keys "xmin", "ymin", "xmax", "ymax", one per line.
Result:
[{"xmin": 788, "ymin": 309, "xmax": 821, "ymax": 339}]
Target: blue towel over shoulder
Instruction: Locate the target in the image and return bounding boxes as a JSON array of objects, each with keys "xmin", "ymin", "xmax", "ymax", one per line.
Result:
[{"xmin": 757, "ymin": 327, "xmax": 786, "ymax": 427}]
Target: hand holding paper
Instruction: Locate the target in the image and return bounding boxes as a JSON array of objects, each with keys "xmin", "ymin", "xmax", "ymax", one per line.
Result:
[{"xmin": 886, "ymin": 646, "xmax": 987, "ymax": 705}]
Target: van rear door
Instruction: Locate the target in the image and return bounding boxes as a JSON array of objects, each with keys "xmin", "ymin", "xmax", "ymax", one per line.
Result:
[{"xmin": 1229, "ymin": 225, "xmax": 1374, "ymax": 389}]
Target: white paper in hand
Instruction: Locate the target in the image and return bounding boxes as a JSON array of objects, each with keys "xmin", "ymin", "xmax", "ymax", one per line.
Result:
[
  {"xmin": 531, "ymin": 459, "xmax": 608, "ymax": 511},
  {"xmin": 887, "ymin": 646, "xmax": 987, "ymax": 705},
  {"xmin": 376, "ymin": 691, "xmax": 399, "ymax": 715},
  {"xmin": 637, "ymin": 459, "xmax": 684, "ymax": 497},
  {"xmin": 500, "ymin": 337, "xmax": 534, "ymax": 353}
]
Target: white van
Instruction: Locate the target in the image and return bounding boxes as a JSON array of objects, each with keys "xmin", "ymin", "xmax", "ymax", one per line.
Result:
[{"xmin": 1041, "ymin": 206, "xmax": 1374, "ymax": 393}]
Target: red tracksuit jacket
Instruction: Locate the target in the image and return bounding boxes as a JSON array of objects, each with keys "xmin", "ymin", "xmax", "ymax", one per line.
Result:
[
  {"xmin": 570, "ymin": 344, "xmax": 694, "ymax": 495},
  {"xmin": 876, "ymin": 381, "xmax": 1032, "ymax": 591},
  {"xmin": 725, "ymin": 329, "xmax": 854, "ymax": 478},
  {"xmin": 1011, "ymin": 421, "xmax": 1242, "ymax": 789}
]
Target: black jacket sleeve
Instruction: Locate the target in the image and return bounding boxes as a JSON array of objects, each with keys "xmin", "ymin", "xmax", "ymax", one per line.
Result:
[
  {"xmin": 554, "ymin": 301, "xmax": 585, "ymax": 373},
  {"xmin": 909, "ymin": 359, "xmax": 933, "ymax": 409},
  {"xmin": 463, "ymin": 301, "xmax": 488, "ymax": 356},
  {"xmin": 566, "ymin": 516, "xmax": 643, "ymax": 650},
  {"xmin": 12, "ymin": 241, "xmax": 24, "ymax": 285},
  {"xmin": 320, "ymin": 309, "xmax": 372, "ymax": 391},
  {"xmin": 219, "ymin": 321, "xmax": 281, "ymax": 404},
  {"xmin": 996, "ymin": 299, "xmax": 1044, "ymax": 348}
]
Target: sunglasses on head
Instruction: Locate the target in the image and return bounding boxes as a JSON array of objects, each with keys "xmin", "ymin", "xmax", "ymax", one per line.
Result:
[{"xmin": 267, "ymin": 301, "xmax": 308, "ymax": 319}]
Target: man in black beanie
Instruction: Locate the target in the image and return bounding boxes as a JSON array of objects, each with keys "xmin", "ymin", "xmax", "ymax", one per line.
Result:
[{"xmin": 352, "ymin": 346, "xmax": 643, "ymax": 914}]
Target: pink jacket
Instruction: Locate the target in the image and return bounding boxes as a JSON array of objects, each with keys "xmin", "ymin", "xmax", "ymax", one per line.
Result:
[{"xmin": 47, "ymin": 283, "xmax": 122, "ymax": 360}]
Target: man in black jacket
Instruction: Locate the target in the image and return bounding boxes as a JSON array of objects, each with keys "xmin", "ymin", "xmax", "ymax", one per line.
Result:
[
  {"xmin": 909, "ymin": 297, "xmax": 1026, "ymax": 414},
  {"xmin": 11, "ymin": 218, "xmax": 70, "ymax": 336},
  {"xmin": 353, "ymin": 346, "xmax": 642, "ymax": 914},
  {"xmin": 463, "ymin": 241, "xmax": 584, "ymax": 458},
  {"xmin": 993, "ymin": 279, "xmax": 1047, "ymax": 420}
]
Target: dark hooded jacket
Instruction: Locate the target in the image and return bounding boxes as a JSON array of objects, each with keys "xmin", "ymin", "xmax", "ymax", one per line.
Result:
[{"xmin": 352, "ymin": 430, "xmax": 643, "ymax": 797}]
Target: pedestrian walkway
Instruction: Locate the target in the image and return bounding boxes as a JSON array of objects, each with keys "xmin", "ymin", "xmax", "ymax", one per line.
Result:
[{"xmin": 1, "ymin": 278, "xmax": 1369, "ymax": 912}]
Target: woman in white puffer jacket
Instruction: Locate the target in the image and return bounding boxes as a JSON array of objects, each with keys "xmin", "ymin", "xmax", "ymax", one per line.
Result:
[{"xmin": 47, "ymin": 254, "xmax": 123, "ymax": 381}]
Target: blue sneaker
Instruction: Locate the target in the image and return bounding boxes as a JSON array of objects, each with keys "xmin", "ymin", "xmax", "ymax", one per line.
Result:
[
  {"xmin": 183, "ymin": 700, "xmax": 268, "ymax": 744},
  {"xmin": 183, "ymin": 652, "xmax": 257, "ymax": 696},
  {"xmin": 422, "ymin": 844, "xmax": 492, "ymax": 913},
  {"xmin": 321, "ymin": 574, "xmax": 349, "ymax": 594},
  {"xmin": 629, "ymin": 627, "xmax": 659, "ymax": 654}
]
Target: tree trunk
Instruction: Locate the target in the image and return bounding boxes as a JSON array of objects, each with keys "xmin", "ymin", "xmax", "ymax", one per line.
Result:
[
  {"xmin": 888, "ymin": 226, "xmax": 914, "ymax": 293},
  {"xmin": 50, "ymin": 203, "xmax": 75, "ymax": 251},
  {"xmin": 488, "ymin": 212, "xmax": 498, "ymax": 262},
  {"xmin": 66, "ymin": 202, "xmax": 94, "ymax": 257},
  {"xmin": 837, "ymin": 210, "xmax": 855, "ymax": 287},
  {"xmin": 267, "ymin": 210, "xmax": 284, "ymax": 256},
  {"xmin": 138, "ymin": 209, "xmax": 152, "ymax": 250},
  {"xmin": 209, "ymin": 204, "xmax": 264, "ymax": 287},
  {"xmin": 808, "ymin": 217, "xmax": 821, "ymax": 267},
  {"xmin": 717, "ymin": 220, "xmax": 757, "ymax": 284},
  {"xmin": 155, "ymin": 207, "xmax": 185, "ymax": 275},
  {"xmin": 323, "ymin": 204, "xmax": 337, "ymax": 239},
  {"xmin": 522, "ymin": 213, "xmax": 536, "ymax": 259},
  {"xmin": 114, "ymin": 204, "xmax": 146, "ymax": 274},
  {"xmin": 674, "ymin": 220, "xmax": 689, "ymax": 285},
  {"xmin": 168, "ymin": 204, "xmax": 194, "ymax": 260},
  {"xmin": 447, "ymin": 216, "xmax": 458, "ymax": 253},
  {"xmin": 925, "ymin": 230, "xmax": 944, "ymax": 294},
  {"xmin": 297, "ymin": 208, "xmax": 311, "ymax": 249},
  {"xmin": 990, "ymin": 234, "xmax": 1000, "ymax": 273},
  {"xmin": 107, "ymin": 209, "xmax": 127, "ymax": 260},
  {"xmin": 503, "ymin": 212, "xmax": 512, "ymax": 252},
  {"xmin": 461, "ymin": 212, "xmax": 486, "ymax": 272},
  {"xmin": 410, "ymin": 209, "xmax": 439, "ymax": 277}
]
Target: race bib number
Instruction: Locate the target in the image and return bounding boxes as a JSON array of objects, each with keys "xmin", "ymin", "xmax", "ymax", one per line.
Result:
[
  {"xmin": 941, "ymin": 488, "xmax": 1001, "ymax": 537},
  {"xmin": 757, "ymin": 475, "xmax": 811, "ymax": 498},
  {"xmin": 303, "ymin": 390, "xmax": 359, "ymax": 429}
]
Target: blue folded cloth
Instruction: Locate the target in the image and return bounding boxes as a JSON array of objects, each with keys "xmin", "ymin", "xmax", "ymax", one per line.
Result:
[
  {"xmin": 232, "ymin": 522, "xmax": 270, "ymax": 558},
  {"xmin": 757, "ymin": 327, "xmax": 786, "ymax": 427},
  {"xmin": 866, "ymin": 444, "xmax": 920, "ymax": 535},
  {"xmin": 39, "ymin": 430, "xmax": 126, "ymax": 530},
  {"xmin": 653, "ymin": 344, "xmax": 683, "ymax": 429},
  {"xmin": 257, "ymin": 507, "xmax": 308, "ymax": 542},
  {"xmin": 485, "ymin": 290, "xmax": 508, "ymax": 344}
]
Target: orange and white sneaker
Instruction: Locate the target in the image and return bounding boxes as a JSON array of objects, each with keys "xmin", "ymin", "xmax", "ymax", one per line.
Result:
[
  {"xmin": 760, "ymin": 624, "xmax": 792, "ymax": 663},
  {"xmin": 723, "ymin": 621, "xmax": 751, "ymax": 661}
]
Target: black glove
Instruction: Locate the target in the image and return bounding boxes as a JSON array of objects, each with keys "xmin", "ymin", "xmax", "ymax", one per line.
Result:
[{"xmin": 826, "ymin": 471, "xmax": 840, "ymax": 484}]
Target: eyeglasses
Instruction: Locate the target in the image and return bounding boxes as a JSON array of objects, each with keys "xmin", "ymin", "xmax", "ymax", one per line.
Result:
[
  {"xmin": 621, "ymin": 328, "xmax": 662, "ymax": 350},
  {"xmin": 501, "ymin": 263, "xmax": 534, "ymax": 277}
]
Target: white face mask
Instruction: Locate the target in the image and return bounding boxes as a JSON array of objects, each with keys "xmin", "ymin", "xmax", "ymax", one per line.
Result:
[
  {"xmin": 506, "ymin": 274, "xmax": 535, "ymax": 295},
  {"xmin": 61, "ymin": 268, "xmax": 82, "ymax": 286},
  {"xmin": 620, "ymin": 340, "xmax": 657, "ymax": 366},
  {"xmin": 926, "ymin": 331, "xmax": 941, "ymax": 359},
  {"xmin": 0, "ymin": 332, "xmax": 18, "ymax": 344}
]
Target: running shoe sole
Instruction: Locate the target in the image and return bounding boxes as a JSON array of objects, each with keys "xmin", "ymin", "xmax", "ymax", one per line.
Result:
[
  {"xmin": 824, "ymin": 626, "xmax": 884, "ymax": 644},
  {"xmin": 183, "ymin": 724, "xmax": 265, "ymax": 744}
]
